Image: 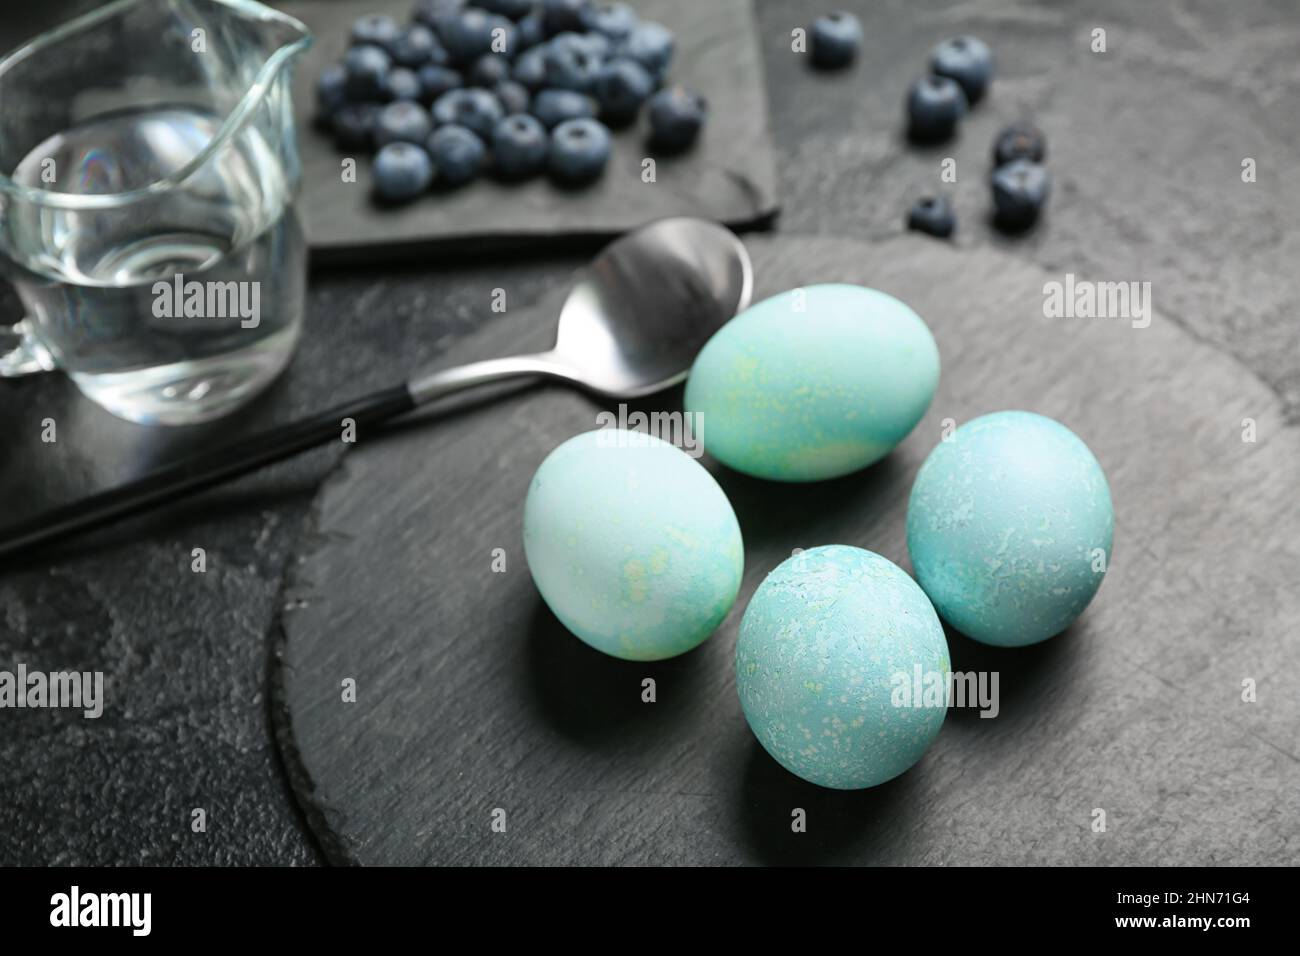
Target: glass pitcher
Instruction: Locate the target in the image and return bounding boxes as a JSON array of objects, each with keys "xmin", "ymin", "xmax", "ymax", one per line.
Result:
[{"xmin": 0, "ymin": 0, "xmax": 312, "ymax": 425}]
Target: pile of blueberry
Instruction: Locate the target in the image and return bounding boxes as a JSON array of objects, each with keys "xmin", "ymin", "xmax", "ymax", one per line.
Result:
[
  {"xmin": 903, "ymin": 37, "xmax": 1051, "ymax": 236},
  {"xmin": 315, "ymin": 0, "xmax": 708, "ymax": 203}
]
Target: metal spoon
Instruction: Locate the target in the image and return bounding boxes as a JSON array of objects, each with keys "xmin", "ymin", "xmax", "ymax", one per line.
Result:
[
  {"xmin": 0, "ymin": 216, "xmax": 753, "ymax": 559},
  {"xmin": 409, "ymin": 216, "xmax": 751, "ymax": 402}
]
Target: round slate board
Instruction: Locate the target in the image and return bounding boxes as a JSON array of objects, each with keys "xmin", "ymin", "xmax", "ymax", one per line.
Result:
[{"xmin": 272, "ymin": 234, "xmax": 1300, "ymax": 866}]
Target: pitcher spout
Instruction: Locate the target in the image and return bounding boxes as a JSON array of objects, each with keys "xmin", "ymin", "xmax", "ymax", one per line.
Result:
[
  {"xmin": 0, "ymin": 0, "xmax": 314, "ymax": 207},
  {"xmin": 233, "ymin": 0, "xmax": 314, "ymax": 74}
]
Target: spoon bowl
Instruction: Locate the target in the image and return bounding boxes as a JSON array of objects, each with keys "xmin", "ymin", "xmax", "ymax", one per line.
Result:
[
  {"xmin": 550, "ymin": 217, "xmax": 753, "ymax": 396},
  {"xmin": 409, "ymin": 216, "xmax": 751, "ymax": 402}
]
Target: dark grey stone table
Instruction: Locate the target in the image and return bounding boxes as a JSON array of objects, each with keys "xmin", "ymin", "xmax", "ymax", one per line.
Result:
[{"xmin": 3, "ymin": 0, "xmax": 1298, "ymax": 865}]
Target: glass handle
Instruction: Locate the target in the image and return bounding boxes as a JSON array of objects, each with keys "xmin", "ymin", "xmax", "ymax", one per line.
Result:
[{"xmin": 0, "ymin": 318, "xmax": 53, "ymax": 377}]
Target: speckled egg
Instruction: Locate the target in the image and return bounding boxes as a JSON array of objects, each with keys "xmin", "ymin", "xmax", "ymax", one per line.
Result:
[
  {"xmin": 735, "ymin": 545, "xmax": 950, "ymax": 790},
  {"xmin": 523, "ymin": 429, "xmax": 744, "ymax": 661},
  {"xmin": 683, "ymin": 283, "xmax": 940, "ymax": 482},
  {"xmin": 906, "ymin": 410, "xmax": 1114, "ymax": 647}
]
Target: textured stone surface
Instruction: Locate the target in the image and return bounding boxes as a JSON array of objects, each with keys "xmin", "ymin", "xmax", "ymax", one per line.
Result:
[
  {"xmin": 4, "ymin": 0, "xmax": 1300, "ymax": 865},
  {"xmin": 756, "ymin": 0, "xmax": 1300, "ymax": 421},
  {"xmin": 1, "ymin": 233, "xmax": 564, "ymax": 865}
]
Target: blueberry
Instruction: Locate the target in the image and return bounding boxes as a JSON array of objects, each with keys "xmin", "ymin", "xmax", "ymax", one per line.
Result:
[
  {"xmin": 477, "ymin": 0, "xmax": 534, "ymax": 20},
  {"xmin": 615, "ymin": 22, "xmax": 674, "ymax": 75},
  {"xmin": 426, "ymin": 124, "xmax": 487, "ymax": 186},
  {"xmin": 568, "ymin": 30, "xmax": 611, "ymax": 60},
  {"xmin": 549, "ymin": 117, "xmax": 611, "ymax": 184},
  {"xmin": 383, "ymin": 67, "xmax": 423, "ymax": 102},
  {"xmin": 906, "ymin": 74, "xmax": 967, "ymax": 142},
  {"xmin": 390, "ymin": 25, "xmax": 444, "ymax": 69},
  {"xmin": 512, "ymin": 47, "xmax": 549, "ymax": 89},
  {"xmin": 530, "ymin": 88, "xmax": 598, "ymax": 128},
  {"xmin": 541, "ymin": 0, "xmax": 589, "ymax": 37},
  {"xmin": 516, "ymin": 12, "xmax": 546, "ymax": 50},
  {"xmin": 418, "ymin": 64, "xmax": 463, "ymax": 104},
  {"xmin": 647, "ymin": 86, "xmax": 706, "ymax": 152},
  {"xmin": 991, "ymin": 159, "xmax": 1050, "ymax": 229},
  {"xmin": 494, "ymin": 80, "xmax": 531, "ymax": 115},
  {"xmin": 440, "ymin": 8, "xmax": 499, "ymax": 64},
  {"xmin": 582, "ymin": 3, "xmax": 638, "ymax": 41},
  {"xmin": 332, "ymin": 102, "xmax": 381, "ymax": 151},
  {"xmin": 810, "ymin": 12, "xmax": 862, "ymax": 69},
  {"xmin": 351, "ymin": 14, "xmax": 402, "ymax": 54},
  {"xmin": 372, "ymin": 142, "xmax": 433, "ymax": 202},
  {"xmin": 469, "ymin": 53, "xmax": 512, "ymax": 87},
  {"xmin": 413, "ymin": 0, "xmax": 464, "ymax": 31},
  {"xmin": 315, "ymin": 64, "xmax": 347, "ymax": 121},
  {"xmin": 545, "ymin": 34, "xmax": 605, "ymax": 91},
  {"xmin": 992, "ymin": 121, "xmax": 1047, "ymax": 166},
  {"xmin": 492, "ymin": 114, "xmax": 550, "ymax": 179},
  {"xmin": 343, "ymin": 44, "xmax": 392, "ymax": 101},
  {"xmin": 431, "ymin": 88, "xmax": 506, "ymax": 139},
  {"xmin": 907, "ymin": 196, "xmax": 956, "ymax": 238},
  {"xmin": 374, "ymin": 100, "xmax": 434, "ymax": 147},
  {"xmin": 592, "ymin": 58, "xmax": 653, "ymax": 125},
  {"xmin": 930, "ymin": 36, "xmax": 994, "ymax": 104}
]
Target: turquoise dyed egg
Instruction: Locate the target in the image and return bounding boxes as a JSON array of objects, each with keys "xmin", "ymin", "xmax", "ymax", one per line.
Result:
[
  {"xmin": 906, "ymin": 410, "xmax": 1114, "ymax": 647},
  {"xmin": 683, "ymin": 283, "xmax": 940, "ymax": 482},
  {"xmin": 523, "ymin": 429, "xmax": 744, "ymax": 661},
  {"xmin": 735, "ymin": 545, "xmax": 950, "ymax": 790}
]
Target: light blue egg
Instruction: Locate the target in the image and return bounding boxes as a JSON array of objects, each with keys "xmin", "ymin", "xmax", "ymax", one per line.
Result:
[
  {"xmin": 736, "ymin": 545, "xmax": 950, "ymax": 790},
  {"xmin": 683, "ymin": 283, "xmax": 940, "ymax": 482},
  {"xmin": 523, "ymin": 429, "xmax": 744, "ymax": 661},
  {"xmin": 907, "ymin": 410, "xmax": 1114, "ymax": 647}
]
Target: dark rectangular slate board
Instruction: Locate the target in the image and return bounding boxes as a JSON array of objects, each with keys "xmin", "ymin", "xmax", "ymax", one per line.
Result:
[
  {"xmin": 273, "ymin": 233, "xmax": 1300, "ymax": 866},
  {"xmin": 280, "ymin": 0, "xmax": 779, "ymax": 263}
]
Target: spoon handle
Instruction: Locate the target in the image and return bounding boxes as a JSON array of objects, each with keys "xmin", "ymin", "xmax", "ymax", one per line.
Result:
[
  {"xmin": 407, "ymin": 352, "xmax": 570, "ymax": 403},
  {"xmin": 0, "ymin": 385, "xmax": 414, "ymax": 563},
  {"xmin": 0, "ymin": 350, "xmax": 571, "ymax": 560}
]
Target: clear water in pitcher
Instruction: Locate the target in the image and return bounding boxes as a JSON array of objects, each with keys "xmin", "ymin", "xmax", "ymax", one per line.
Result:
[{"xmin": 2, "ymin": 105, "xmax": 305, "ymax": 424}]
